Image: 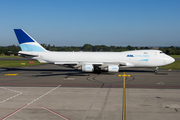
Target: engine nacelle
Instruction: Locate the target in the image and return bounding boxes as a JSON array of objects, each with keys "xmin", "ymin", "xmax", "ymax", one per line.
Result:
[
  {"xmin": 82, "ymin": 64, "xmax": 94, "ymax": 72},
  {"xmin": 108, "ymin": 65, "xmax": 119, "ymax": 72}
]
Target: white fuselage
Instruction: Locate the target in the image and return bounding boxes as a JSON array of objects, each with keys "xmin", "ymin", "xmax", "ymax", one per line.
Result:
[
  {"xmin": 14, "ymin": 29, "xmax": 175, "ymax": 73},
  {"xmin": 19, "ymin": 50, "xmax": 175, "ymax": 68}
]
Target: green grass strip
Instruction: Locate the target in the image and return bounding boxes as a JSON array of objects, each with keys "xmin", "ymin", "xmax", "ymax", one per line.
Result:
[
  {"xmin": 0, "ymin": 56, "xmax": 21, "ymax": 58},
  {"xmin": 170, "ymin": 55, "xmax": 180, "ymax": 58},
  {"xmin": 160, "ymin": 61, "xmax": 180, "ymax": 70},
  {"xmin": 0, "ymin": 60, "xmax": 43, "ymax": 67}
]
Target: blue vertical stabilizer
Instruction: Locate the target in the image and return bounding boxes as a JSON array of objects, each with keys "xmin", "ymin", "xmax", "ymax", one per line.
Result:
[{"xmin": 14, "ymin": 29, "xmax": 46, "ymax": 52}]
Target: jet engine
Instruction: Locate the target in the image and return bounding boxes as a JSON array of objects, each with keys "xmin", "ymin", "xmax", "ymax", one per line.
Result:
[
  {"xmin": 107, "ymin": 65, "xmax": 119, "ymax": 72},
  {"xmin": 82, "ymin": 64, "xmax": 94, "ymax": 72}
]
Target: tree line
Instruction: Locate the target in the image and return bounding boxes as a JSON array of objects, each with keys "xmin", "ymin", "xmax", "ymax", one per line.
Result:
[{"xmin": 0, "ymin": 44, "xmax": 180, "ymax": 56}]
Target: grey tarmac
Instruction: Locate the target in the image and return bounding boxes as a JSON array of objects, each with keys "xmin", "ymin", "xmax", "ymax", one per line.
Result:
[{"xmin": 0, "ymin": 64, "xmax": 180, "ymax": 120}]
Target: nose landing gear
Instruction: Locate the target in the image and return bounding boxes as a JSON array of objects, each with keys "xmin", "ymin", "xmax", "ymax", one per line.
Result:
[{"xmin": 154, "ymin": 67, "xmax": 159, "ymax": 74}]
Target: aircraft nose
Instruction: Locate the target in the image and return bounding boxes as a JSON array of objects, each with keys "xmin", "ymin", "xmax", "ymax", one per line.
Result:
[
  {"xmin": 171, "ymin": 57, "xmax": 175, "ymax": 63},
  {"xmin": 164, "ymin": 56, "xmax": 175, "ymax": 65}
]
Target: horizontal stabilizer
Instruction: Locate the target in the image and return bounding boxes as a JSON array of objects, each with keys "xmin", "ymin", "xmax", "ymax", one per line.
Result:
[
  {"xmin": 37, "ymin": 59, "xmax": 48, "ymax": 63},
  {"xmin": 18, "ymin": 53, "xmax": 39, "ymax": 57}
]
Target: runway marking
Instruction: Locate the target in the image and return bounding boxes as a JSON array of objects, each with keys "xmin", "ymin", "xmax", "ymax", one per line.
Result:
[
  {"xmin": 27, "ymin": 85, "xmax": 61, "ymax": 105},
  {"xmin": 168, "ymin": 69, "xmax": 172, "ymax": 71},
  {"xmin": 0, "ymin": 87, "xmax": 22, "ymax": 103},
  {"xmin": 118, "ymin": 75, "xmax": 131, "ymax": 77},
  {"xmin": 4, "ymin": 74, "xmax": 18, "ymax": 76},
  {"xmin": 1, "ymin": 85, "xmax": 61, "ymax": 120},
  {"xmin": 63, "ymin": 78, "xmax": 75, "ymax": 80},
  {"xmin": 156, "ymin": 82, "xmax": 164, "ymax": 85},
  {"xmin": 29, "ymin": 105, "xmax": 70, "ymax": 120},
  {"xmin": 118, "ymin": 72, "xmax": 131, "ymax": 120},
  {"xmin": 4, "ymin": 71, "xmax": 25, "ymax": 76},
  {"xmin": 122, "ymin": 72, "xmax": 126, "ymax": 120},
  {"xmin": 1, "ymin": 104, "xmax": 29, "ymax": 120}
]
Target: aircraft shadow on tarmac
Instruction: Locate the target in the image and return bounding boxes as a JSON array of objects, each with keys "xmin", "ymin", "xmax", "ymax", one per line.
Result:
[
  {"xmin": 0, "ymin": 67, "xmax": 160, "ymax": 77},
  {"xmin": 1, "ymin": 67, "xmax": 154, "ymax": 72},
  {"xmin": 1, "ymin": 67, "xmax": 75, "ymax": 72}
]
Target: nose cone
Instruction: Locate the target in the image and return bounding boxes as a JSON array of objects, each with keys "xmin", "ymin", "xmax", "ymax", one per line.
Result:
[
  {"xmin": 171, "ymin": 57, "xmax": 175, "ymax": 63},
  {"xmin": 164, "ymin": 56, "xmax": 175, "ymax": 65}
]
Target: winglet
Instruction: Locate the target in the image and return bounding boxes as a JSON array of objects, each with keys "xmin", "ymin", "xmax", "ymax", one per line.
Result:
[{"xmin": 14, "ymin": 29, "xmax": 47, "ymax": 52}]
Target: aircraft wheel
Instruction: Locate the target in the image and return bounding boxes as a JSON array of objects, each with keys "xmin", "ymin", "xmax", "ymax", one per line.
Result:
[
  {"xmin": 98, "ymin": 69, "xmax": 101, "ymax": 74},
  {"xmin": 154, "ymin": 70, "xmax": 158, "ymax": 74},
  {"xmin": 94, "ymin": 67, "xmax": 101, "ymax": 74}
]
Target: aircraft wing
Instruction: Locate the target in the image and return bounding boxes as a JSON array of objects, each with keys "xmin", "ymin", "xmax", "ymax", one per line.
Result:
[
  {"xmin": 54, "ymin": 61, "xmax": 134, "ymax": 72},
  {"xmin": 54, "ymin": 61, "xmax": 130, "ymax": 67}
]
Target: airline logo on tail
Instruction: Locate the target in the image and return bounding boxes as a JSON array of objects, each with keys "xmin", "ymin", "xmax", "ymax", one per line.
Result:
[{"xmin": 14, "ymin": 29, "xmax": 46, "ymax": 52}]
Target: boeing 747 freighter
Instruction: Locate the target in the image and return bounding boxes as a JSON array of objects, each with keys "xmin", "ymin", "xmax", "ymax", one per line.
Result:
[{"xmin": 14, "ymin": 29, "xmax": 175, "ymax": 74}]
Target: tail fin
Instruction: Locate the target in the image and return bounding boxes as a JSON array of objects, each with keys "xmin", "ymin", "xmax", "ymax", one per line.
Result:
[{"xmin": 14, "ymin": 29, "xmax": 47, "ymax": 52}]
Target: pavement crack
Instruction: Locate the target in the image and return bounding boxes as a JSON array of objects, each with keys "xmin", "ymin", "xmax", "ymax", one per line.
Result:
[
  {"xmin": 175, "ymin": 108, "xmax": 178, "ymax": 113},
  {"xmin": 82, "ymin": 83, "xmax": 104, "ymax": 120},
  {"xmin": 95, "ymin": 84, "xmax": 112, "ymax": 120}
]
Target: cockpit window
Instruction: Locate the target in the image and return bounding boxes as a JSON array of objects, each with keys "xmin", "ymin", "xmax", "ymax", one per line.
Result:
[{"xmin": 160, "ymin": 52, "xmax": 164, "ymax": 54}]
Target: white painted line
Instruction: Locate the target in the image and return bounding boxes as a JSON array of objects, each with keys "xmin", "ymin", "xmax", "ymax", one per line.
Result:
[
  {"xmin": 1, "ymin": 104, "xmax": 29, "ymax": 120},
  {"xmin": 63, "ymin": 78, "xmax": 75, "ymax": 80},
  {"xmin": 45, "ymin": 107, "xmax": 70, "ymax": 120},
  {"xmin": 1, "ymin": 85, "xmax": 61, "ymax": 120},
  {"xmin": 0, "ymin": 87, "xmax": 22, "ymax": 103},
  {"xmin": 156, "ymin": 82, "xmax": 164, "ymax": 85},
  {"xmin": 30, "ymin": 105, "xmax": 70, "ymax": 120}
]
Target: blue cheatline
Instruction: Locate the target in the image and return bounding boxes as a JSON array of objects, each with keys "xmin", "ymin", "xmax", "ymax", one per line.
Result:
[
  {"xmin": 139, "ymin": 59, "xmax": 149, "ymax": 62},
  {"xmin": 112, "ymin": 68, "xmax": 117, "ymax": 69},
  {"xmin": 86, "ymin": 67, "xmax": 92, "ymax": 69}
]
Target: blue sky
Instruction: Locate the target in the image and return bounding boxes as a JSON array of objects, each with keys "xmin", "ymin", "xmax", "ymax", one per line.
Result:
[{"xmin": 0, "ymin": 0, "xmax": 180, "ymax": 46}]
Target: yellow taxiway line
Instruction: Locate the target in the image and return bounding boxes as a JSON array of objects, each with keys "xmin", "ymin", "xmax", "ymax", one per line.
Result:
[
  {"xmin": 122, "ymin": 72, "xmax": 126, "ymax": 120},
  {"xmin": 4, "ymin": 74, "xmax": 18, "ymax": 76},
  {"xmin": 118, "ymin": 72, "xmax": 131, "ymax": 120},
  {"xmin": 4, "ymin": 71, "xmax": 24, "ymax": 76}
]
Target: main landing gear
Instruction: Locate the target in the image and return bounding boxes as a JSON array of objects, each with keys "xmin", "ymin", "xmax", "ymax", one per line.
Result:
[
  {"xmin": 154, "ymin": 67, "xmax": 159, "ymax": 74},
  {"xmin": 94, "ymin": 66, "xmax": 101, "ymax": 74}
]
